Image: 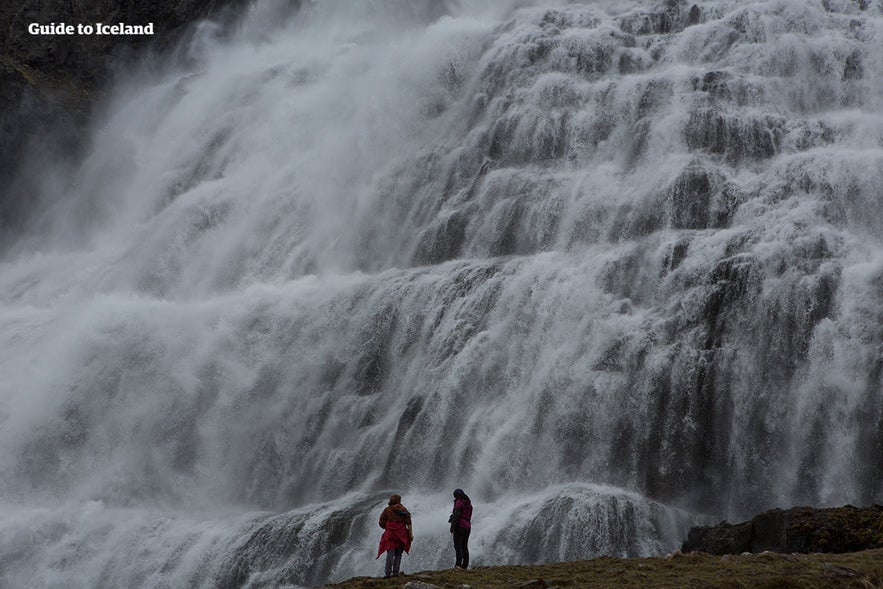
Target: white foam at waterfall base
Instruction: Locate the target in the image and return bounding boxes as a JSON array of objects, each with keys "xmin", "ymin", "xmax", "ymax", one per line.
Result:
[
  {"xmin": 0, "ymin": 486, "xmax": 695, "ymax": 588},
  {"xmin": 0, "ymin": 501, "xmax": 265, "ymax": 589},
  {"xmin": 1, "ymin": 0, "xmax": 882, "ymax": 586}
]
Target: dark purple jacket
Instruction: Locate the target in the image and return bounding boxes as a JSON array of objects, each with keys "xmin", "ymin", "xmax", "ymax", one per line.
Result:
[{"xmin": 451, "ymin": 498, "xmax": 472, "ymax": 529}]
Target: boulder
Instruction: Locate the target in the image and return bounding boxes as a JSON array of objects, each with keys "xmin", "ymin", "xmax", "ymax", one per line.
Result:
[{"xmin": 682, "ymin": 505, "xmax": 883, "ymax": 555}]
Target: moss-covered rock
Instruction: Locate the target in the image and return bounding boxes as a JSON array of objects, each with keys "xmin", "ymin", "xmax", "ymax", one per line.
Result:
[{"xmin": 682, "ymin": 505, "xmax": 883, "ymax": 555}]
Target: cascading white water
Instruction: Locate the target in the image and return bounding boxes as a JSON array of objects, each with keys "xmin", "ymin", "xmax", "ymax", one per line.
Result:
[{"xmin": 2, "ymin": 0, "xmax": 882, "ymax": 586}]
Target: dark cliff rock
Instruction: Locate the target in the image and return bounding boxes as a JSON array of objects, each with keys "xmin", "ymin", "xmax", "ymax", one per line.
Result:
[
  {"xmin": 682, "ymin": 505, "xmax": 883, "ymax": 555},
  {"xmin": 0, "ymin": 0, "xmax": 251, "ymax": 244}
]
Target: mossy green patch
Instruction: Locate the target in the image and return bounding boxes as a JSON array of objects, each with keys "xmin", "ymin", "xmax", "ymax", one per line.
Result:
[
  {"xmin": 316, "ymin": 549, "xmax": 883, "ymax": 589},
  {"xmin": 0, "ymin": 55, "xmax": 94, "ymax": 109}
]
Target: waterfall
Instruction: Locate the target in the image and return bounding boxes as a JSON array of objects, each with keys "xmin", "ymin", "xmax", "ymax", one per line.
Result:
[{"xmin": 2, "ymin": 0, "xmax": 882, "ymax": 586}]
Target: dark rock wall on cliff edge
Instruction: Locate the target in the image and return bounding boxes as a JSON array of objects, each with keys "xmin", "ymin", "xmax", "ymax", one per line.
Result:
[
  {"xmin": 682, "ymin": 506, "xmax": 883, "ymax": 555},
  {"xmin": 0, "ymin": 0, "xmax": 253, "ymax": 246}
]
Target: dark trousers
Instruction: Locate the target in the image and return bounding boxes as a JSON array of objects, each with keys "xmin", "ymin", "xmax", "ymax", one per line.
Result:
[
  {"xmin": 453, "ymin": 527, "xmax": 470, "ymax": 568},
  {"xmin": 384, "ymin": 547, "xmax": 403, "ymax": 576}
]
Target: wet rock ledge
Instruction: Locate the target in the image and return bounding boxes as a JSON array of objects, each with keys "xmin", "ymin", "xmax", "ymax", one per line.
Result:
[{"xmin": 682, "ymin": 505, "xmax": 883, "ymax": 555}]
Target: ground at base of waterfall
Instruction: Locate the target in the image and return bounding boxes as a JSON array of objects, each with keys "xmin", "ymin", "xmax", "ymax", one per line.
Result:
[{"xmin": 314, "ymin": 548, "xmax": 883, "ymax": 589}]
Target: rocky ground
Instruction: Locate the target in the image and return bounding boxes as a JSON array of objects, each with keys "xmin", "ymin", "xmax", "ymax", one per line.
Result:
[
  {"xmin": 316, "ymin": 549, "xmax": 883, "ymax": 589},
  {"xmin": 319, "ymin": 506, "xmax": 883, "ymax": 589}
]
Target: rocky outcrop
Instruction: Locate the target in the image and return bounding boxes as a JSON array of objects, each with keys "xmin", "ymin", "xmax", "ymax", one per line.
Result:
[
  {"xmin": 0, "ymin": 0, "xmax": 250, "ymax": 244},
  {"xmin": 2, "ymin": 1, "xmax": 237, "ymax": 80},
  {"xmin": 682, "ymin": 505, "xmax": 883, "ymax": 555}
]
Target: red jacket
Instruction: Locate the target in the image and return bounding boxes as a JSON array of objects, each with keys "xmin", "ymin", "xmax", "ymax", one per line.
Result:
[{"xmin": 377, "ymin": 504, "xmax": 412, "ymax": 557}]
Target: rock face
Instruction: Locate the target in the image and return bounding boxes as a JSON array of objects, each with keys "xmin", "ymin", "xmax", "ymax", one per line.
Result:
[
  {"xmin": 0, "ymin": 0, "xmax": 248, "ymax": 242},
  {"xmin": 682, "ymin": 506, "xmax": 883, "ymax": 555},
  {"xmin": 2, "ymin": 0, "xmax": 240, "ymax": 79}
]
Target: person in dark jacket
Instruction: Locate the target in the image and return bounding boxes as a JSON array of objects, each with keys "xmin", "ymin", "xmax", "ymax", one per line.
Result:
[
  {"xmin": 377, "ymin": 494, "xmax": 413, "ymax": 578},
  {"xmin": 448, "ymin": 488, "xmax": 472, "ymax": 569}
]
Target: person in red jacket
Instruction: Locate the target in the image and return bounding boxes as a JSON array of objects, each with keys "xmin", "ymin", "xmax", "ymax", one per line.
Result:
[
  {"xmin": 376, "ymin": 494, "xmax": 413, "ymax": 578},
  {"xmin": 448, "ymin": 488, "xmax": 472, "ymax": 569}
]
